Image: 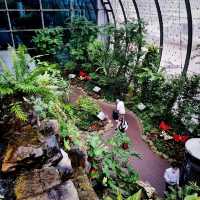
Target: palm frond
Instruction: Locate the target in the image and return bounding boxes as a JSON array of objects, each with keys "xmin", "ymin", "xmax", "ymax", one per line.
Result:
[{"xmin": 10, "ymin": 102, "xmax": 28, "ymax": 122}]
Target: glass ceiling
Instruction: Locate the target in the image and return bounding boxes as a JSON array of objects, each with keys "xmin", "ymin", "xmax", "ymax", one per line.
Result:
[{"xmin": 100, "ymin": 0, "xmax": 200, "ymax": 75}]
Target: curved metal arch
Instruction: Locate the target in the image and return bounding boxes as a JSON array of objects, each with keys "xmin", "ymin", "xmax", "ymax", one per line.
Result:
[
  {"xmin": 100, "ymin": 0, "xmax": 116, "ymax": 25},
  {"xmin": 118, "ymin": 0, "xmax": 127, "ymax": 23},
  {"xmin": 154, "ymin": 0, "xmax": 163, "ymax": 60},
  {"xmin": 131, "ymin": 0, "xmax": 141, "ymax": 21},
  {"xmin": 182, "ymin": 0, "xmax": 193, "ymax": 76}
]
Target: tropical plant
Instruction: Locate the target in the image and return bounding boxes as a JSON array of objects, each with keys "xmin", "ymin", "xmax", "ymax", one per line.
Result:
[
  {"xmin": 104, "ymin": 189, "xmax": 142, "ymax": 200},
  {"xmin": 33, "ymin": 28, "xmax": 64, "ymax": 54},
  {"xmin": 0, "ymin": 46, "xmax": 51, "ymax": 120},
  {"xmin": 66, "ymin": 17, "xmax": 99, "ymax": 69},
  {"xmin": 60, "ymin": 120, "xmax": 82, "ymax": 147},
  {"xmin": 101, "ymin": 131, "xmax": 139, "ymax": 197},
  {"xmin": 76, "ymin": 96, "xmax": 100, "ymax": 116},
  {"xmin": 0, "ymin": 46, "xmax": 70, "ymax": 122},
  {"xmin": 165, "ymin": 182, "xmax": 200, "ymax": 200},
  {"xmin": 87, "ymin": 133, "xmax": 107, "ymax": 166},
  {"xmin": 103, "ymin": 20, "xmax": 146, "ymax": 85},
  {"xmin": 87, "ymin": 39, "xmax": 116, "ymax": 76}
]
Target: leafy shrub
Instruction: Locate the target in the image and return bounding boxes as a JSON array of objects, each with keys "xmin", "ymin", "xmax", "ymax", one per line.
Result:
[
  {"xmin": 60, "ymin": 120, "xmax": 81, "ymax": 147},
  {"xmin": 76, "ymin": 96, "xmax": 100, "ymax": 116},
  {"xmin": 64, "ymin": 61, "xmax": 76, "ymax": 72},
  {"xmin": 165, "ymin": 182, "xmax": 200, "ymax": 200},
  {"xmin": 33, "ymin": 28, "xmax": 64, "ymax": 54},
  {"xmin": 66, "ymin": 17, "xmax": 99, "ymax": 69},
  {"xmin": 0, "ymin": 46, "xmax": 70, "ymax": 122},
  {"xmin": 0, "ymin": 46, "xmax": 51, "ymax": 120},
  {"xmin": 88, "ymin": 131, "xmax": 139, "ymax": 198},
  {"xmin": 87, "ymin": 133, "xmax": 107, "ymax": 170}
]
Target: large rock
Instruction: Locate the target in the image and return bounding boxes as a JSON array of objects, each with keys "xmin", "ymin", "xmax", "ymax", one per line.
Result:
[
  {"xmin": 73, "ymin": 167, "xmax": 99, "ymax": 200},
  {"xmin": 15, "ymin": 167, "xmax": 61, "ymax": 200},
  {"xmin": 56, "ymin": 149, "xmax": 73, "ymax": 180},
  {"xmin": 24, "ymin": 180, "xmax": 79, "ymax": 200},
  {"xmin": 2, "ymin": 128, "xmax": 62, "ymax": 172},
  {"xmin": 39, "ymin": 120, "xmax": 60, "ymax": 137}
]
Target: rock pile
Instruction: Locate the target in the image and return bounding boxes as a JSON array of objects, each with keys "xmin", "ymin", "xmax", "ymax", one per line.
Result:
[{"xmin": 0, "ymin": 120, "xmax": 78, "ymax": 200}]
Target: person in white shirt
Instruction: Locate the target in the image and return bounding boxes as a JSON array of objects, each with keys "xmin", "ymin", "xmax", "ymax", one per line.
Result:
[
  {"xmin": 164, "ymin": 162, "xmax": 180, "ymax": 193},
  {"xmin": 116, "ymin": 99, "xmax": 126, "ymax": 119}
]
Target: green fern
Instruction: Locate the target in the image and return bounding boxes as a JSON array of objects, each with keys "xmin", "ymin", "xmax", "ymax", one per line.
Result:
[
  {"xmin": 10, "ymin": 102, "xmax": 28, "ymax": 122},
  {"xmin": 0, "ymin": 86, "xmax": 13, "ymax": 95},
  {"xmin": 0, "ymin": 45, "xmax": 70, "ymax": 123}
]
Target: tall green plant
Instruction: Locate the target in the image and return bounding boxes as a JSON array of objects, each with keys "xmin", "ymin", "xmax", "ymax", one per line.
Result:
[
  {"xmin": 33, "ymin": 28, "xmax": 64, "ymax": 54},
  {"xmin": 66, "ymin": 17, "xmax": 99, "ymax": 70}
]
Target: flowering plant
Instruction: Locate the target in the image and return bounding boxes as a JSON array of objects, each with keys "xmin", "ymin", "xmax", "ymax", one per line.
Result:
[
  {"xmin": 173, "ymin": 134, "xmax": 189, "ymax": 143},
  {"xmin": 79, "ymin": 70, "xmax": 91, "ymax": 80},
  {"xmin": 159, "ymin": 121, "xmax": 172, "ymax": 132}
]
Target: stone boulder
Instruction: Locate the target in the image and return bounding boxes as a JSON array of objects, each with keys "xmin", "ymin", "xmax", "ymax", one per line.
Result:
[
  {"xmin": 2, "ymin": 128, "xmax": 62, "ymax": 173},
  {"xmin": 15, "ymin": 167, "xmax": 61, "ymax": 200},
  {"xmin": 56, "ymin": 149, "xmax": 73, "ymax": 180},
  {"xmin": 24, "ymin": 180, "xmax": 79, "ymax": 200},
  {"xmin": 73, "ymin": 167, "xmax": 99, "ymax": 200}
]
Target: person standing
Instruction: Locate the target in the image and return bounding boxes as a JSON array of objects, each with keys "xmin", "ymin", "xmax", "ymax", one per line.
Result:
[
  {"xmin": 164, "ymin": 162, "xmax": 180, "ymax": 193},
  {"xmin": 116, "ymin": 99, "xmax": 126, "ymax": 120}
]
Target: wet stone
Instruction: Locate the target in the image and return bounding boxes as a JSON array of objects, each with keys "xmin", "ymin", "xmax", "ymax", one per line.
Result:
[
  {"xmin": 56, "ymin": 149, "xmax": 73, "ymax": 180},
  {"xmin": 14, "ymin": 167, "xmax": 61, "ymax": 200},
  {"xmin": 2, "ymin": 129, "xmax": 62, "ymax": 173},
  {"xmin": 23, "ymin": 180, "xmax": 79, "ymax": 200}
]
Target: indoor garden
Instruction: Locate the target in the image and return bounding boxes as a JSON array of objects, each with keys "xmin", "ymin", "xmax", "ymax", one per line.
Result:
[{"xmin": 0, "ymin": 0, "xmax": 199, "ymax": 200}]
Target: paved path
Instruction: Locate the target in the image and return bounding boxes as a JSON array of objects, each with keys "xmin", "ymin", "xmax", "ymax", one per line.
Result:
[{"xmin": 70, "ymin": 86, "xmax": 169, "ymax": 197}]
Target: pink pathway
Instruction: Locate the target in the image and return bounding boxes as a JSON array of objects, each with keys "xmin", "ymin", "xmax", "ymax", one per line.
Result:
[{"xmin": 70, "ymin": 87, "xmax": 169, "ymax": 197}]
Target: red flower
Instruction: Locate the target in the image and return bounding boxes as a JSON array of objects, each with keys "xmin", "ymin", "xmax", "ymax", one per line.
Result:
[
  {"xmin": 173, "ymin": 134, "xmax": 189, "ymax": 143},
  {"xmin": 159, "ymin": 121, "xmax": 172, "ymax": 132},
  {"xmin": 173, "ymin": 134, "xmax": 181, "ymax": 142},
  {"xmin": 79, "ymin": 70, "xmax": 87, "ymax": 77},
  {"xmin": 79, "ymin": 70, "xmax": 91, "ymax": 81}
]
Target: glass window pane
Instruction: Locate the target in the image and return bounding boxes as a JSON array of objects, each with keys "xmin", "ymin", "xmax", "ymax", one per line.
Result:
[
  {"xmin": 0, "ymin": 0, "xmax": 5, "ymax": 9},
  {"xmin": 41, "ymin": 0, "xmax": 70, "ymax": 9},
  {"xmin": 7, "ymin": 0, "xmax": 40, "ymax": 9},
  {"xmin": 9, "ymin": 11, "xmax": 42, "ymax": 29},
  {"xmin": 13, "ymin": 31, "xmax": 36, "ymax": 47},
  {"xmin": 73, "ymin": 0, "xmax": 85, "ymax": 9},
  {"xmin": 85, "ymin": 9, "xmax": 96, "ymax": 22},
  {"xmin": 0, "ymin": 32, "xmax": 13, "ymax": 49},
  {"xmin": 44, "ymin": 11, "xmax": 70, "ymax": 27},
  {"xmin": 73, "ymin": 9, "xmax": 85, "ymax": 17},
  {"xmin": 0, "ymin": 12, "xmax": 9, "ymax": 30}
]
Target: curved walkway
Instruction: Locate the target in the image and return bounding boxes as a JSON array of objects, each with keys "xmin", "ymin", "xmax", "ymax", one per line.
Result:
[{"xmin": 70, "ymin": 86, "xmax": 169, "ymax": 197}]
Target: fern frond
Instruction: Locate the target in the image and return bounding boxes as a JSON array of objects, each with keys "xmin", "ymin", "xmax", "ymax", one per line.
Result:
[
  {"xmin": 11, "ymin": 46, "xmax": 28, "ymax": 82},
  {"xmin": 0, "ymin": 85, "xmax": 14, "ymax": 95},
  {"xmin": 10, "ymin": 102, "xmax": 28, "ymax": 121},
  {"xmin": 15, "ymin": 83, "xmax": 50, "ymax": 95}
]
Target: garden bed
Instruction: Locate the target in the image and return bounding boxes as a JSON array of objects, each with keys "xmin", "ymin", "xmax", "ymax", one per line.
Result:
[{"xmin": 143, "ymin": 132, "xmax": 185, "ymax": 162}]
